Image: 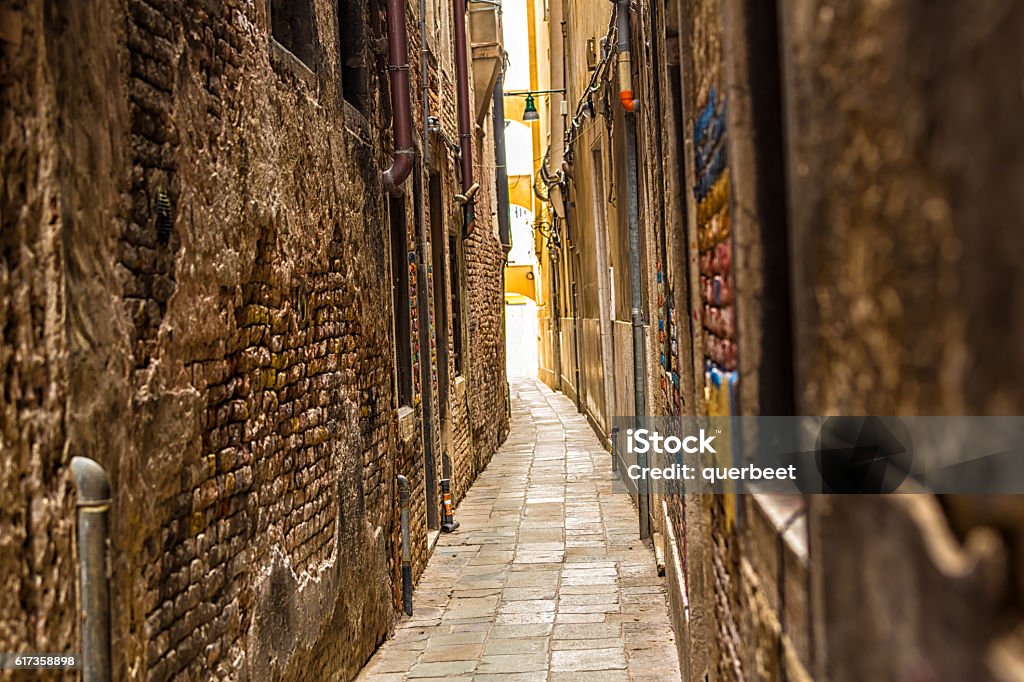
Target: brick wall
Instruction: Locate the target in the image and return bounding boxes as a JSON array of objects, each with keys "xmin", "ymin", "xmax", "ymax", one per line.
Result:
[
  {"xmin": 463, "ymin": 122, "xmax": 509, "ymax": 483},
  {"xmin": 0, "ymin": 0, "xmax": 507, "ymax": 678}
]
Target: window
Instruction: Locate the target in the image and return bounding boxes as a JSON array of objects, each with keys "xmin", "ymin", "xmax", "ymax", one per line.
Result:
[
  {"xmin": 337, "ymin": 0, "xmax": 369, "ymax": 112},
  {"xmin": 390, "ymin": 196, "xmax": 413, "ymax": 406},
  {"xmin": 448, "ymin": 234, "xmax": 464, "ymax": 375},
  {"xmin": 271, "ymin": 0, "xmax": 316, "ymax": 69}
]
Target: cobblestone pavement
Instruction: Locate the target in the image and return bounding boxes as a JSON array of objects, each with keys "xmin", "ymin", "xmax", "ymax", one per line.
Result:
[{"xmin": 357, "ymin": 378, "xmax": 681, "ymax": 681}]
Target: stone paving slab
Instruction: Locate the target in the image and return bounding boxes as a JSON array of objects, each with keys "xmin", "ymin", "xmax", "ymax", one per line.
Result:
[{"xmin": 356, "ymin": 379, "xmax": 680, "ymax": 681}]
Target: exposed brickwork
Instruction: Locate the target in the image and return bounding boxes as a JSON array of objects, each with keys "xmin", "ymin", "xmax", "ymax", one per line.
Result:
[
  {"xmin": 1, "ymin": 0, "xmax": 507, "ymax": 678},
  {"xmin": 120, "ymin": 0, "xmax": 185, "ymax": 370},
  {"xmin": 462, "ymin": 137, "xmax": 509, "ymax": 481}
]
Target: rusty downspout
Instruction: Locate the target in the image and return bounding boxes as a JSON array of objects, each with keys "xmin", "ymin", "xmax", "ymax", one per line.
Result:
[
  {"xmin": 453, "ymin": 0, "xmax": 475, "ymax": 228},
  {"xmin": 383, "ymin": 0, "xmax": 414, "ymax": 193}
]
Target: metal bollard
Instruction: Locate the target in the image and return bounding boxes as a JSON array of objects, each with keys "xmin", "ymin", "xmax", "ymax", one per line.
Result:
[
  {"xmin": 70, "ymin": 457, "xmax": 112, "ymax": 682},
  {"xmin": 440, "ymin": 478, "xmax": 460, "ymax": 533},
  {"xmin": 611, "ymin": 425, "xmax": 620, "ymax": 472},
  {"xmin": 397, "ymin": 475, "xmax": 413, "ymax": 616}
]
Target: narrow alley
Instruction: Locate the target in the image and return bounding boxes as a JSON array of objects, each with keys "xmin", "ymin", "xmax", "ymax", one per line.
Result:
[
  {"xmin": 358, "ymin": 379, "xmax": 679, "ymax": 681},
  {"xmin": 5, "ymin": 0, "xmax": 1024, "ymax": 679}
]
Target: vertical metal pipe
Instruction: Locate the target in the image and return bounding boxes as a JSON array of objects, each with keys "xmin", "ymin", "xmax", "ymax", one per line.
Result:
[
  {"xmin": 420, "ymin": 0, "xmax": 430, "ymax": 171},
  {"xmin": 397, "ymin": 475, "xmax": 413, "ymax": 615},
  {"xmin": 383, "ymin": 0, "xmax": 415, "ymax": 192},
  {"xmin": 610, "ymin": 425, "xmax": 620, "ymax": 472},
  {"xmin": 550, "ymin": 248, "xmax": 563, "ymax": 391},
  {"xmin": 453, "ymin": 0, "xmax": 475, "ymax": 226},
  {"xmin": 616, "ymin": 0, "xmax": 650, "ymax": 539},
  {"xmin": 417, "ymin": 0, "xmax": 441, "ymax": 530},
  {"xmin": 561, "ymin": 204, "xmax": 583, "ymax": 411},
  {"xmin": 625, "ymin": 115, "xmax": 650, "ymax": 539},
  {"xmin": 571, "ymin": 279, "xmax": 583, "ymax": 411},
  {"xmin": 615, "ymin": 0, "xmax": 636, "ymax": 112},
  {"xmin": 416, "ymin": 196, "xmax": 439, "ymax": 529},
  {"xmin": 70, "ymin": 457, "xmax": 112, "ymax": 682}
]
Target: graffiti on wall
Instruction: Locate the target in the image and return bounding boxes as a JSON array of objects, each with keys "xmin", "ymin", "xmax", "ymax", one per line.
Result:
[{"xmin": 694, "ymin": 86, "xmax": 738, "ymax": 417}]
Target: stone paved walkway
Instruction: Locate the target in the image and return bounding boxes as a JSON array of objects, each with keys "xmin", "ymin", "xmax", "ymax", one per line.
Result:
[{"xmin": 356, "ymin": 378, "xmax": 680, "ymax": 681}]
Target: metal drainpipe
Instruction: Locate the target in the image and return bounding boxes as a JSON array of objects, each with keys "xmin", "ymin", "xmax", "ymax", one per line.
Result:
[
  {"xmin": 562, "ymin": 203, "xmax": 583, "ymax": 412},
  {"xmin": 551, "ymin": 11, "xmax": 568, "ymax": 396},
  {"xmin": 383, "ymin": 0, "xmax": 415, "ymax": 193},
  {"xmin": 610, "ymin": 425, "xmax": 620, "ymax": 472},
  {"xmin": 616, "ymin": 0, "xmax": 651, "ymax": 540},
  {"xmin": 550, "ymin": 247, "xmax": 563, "ymax": 392},
  {"xmin": 397, "ymin": 475, "xmax": 413, "ymax": 615},
  {"xmin": 570, "ymin": 279, "xmax": 582, "ymax": 411},
  {"xmin": 70, "ymin": 456, "xmax": 112, "ymax": 682},
  {"xmin": 416, "ymin": 211, "xmax": 439, "ymax": 528},
  {"xmin": 453, "ymin": 0, "xmax": 475, "ymax": 229},
  {"xmin": 420, "ymin": 0, "xmax": 430, "ymax": 172},
  {"xmin": 416, "ymin": 0, "xmax": 440, "ymax": 531}
]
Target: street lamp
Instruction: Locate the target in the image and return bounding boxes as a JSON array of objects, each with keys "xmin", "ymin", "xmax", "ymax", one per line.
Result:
[
  {"xmin": 522, "ymin": 94, "xmax": 540, "ymax": 122},
  {"xmin": 503, "ymin": 89, "xmax": 565, "ymax": 123}
]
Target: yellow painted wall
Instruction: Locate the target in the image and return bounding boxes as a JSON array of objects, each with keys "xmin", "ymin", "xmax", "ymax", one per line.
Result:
[
  {"xmin": 508, "ymin": 176, "xmax": 533, "ymax": 210},
  {"xmin": 505, "ymin": 264, "xmax": 538, "ymax": 301}
]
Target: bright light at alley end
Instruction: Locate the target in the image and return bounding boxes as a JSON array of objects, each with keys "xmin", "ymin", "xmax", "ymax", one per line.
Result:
[{"xmin": 522, "ymin": 94, "xmax": 539, "ymax": 121}]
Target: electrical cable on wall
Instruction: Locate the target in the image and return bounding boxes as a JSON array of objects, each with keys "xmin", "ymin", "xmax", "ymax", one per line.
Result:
[{"xmin": 563, "ymin": 4, "xmax": 619, "ymax": 160}]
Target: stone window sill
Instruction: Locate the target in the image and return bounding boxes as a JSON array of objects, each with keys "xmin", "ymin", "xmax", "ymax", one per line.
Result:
[
  {"xmin": 343, "ymin": 100, "xmax": 372, "ymax": 145},
  {"xmin": 397, "ymin": 405, "xmax": 416, "ymax": 442},
  {"xmin": 270, "ymin": 40, "xmax": 316, "ymax": 90}
]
